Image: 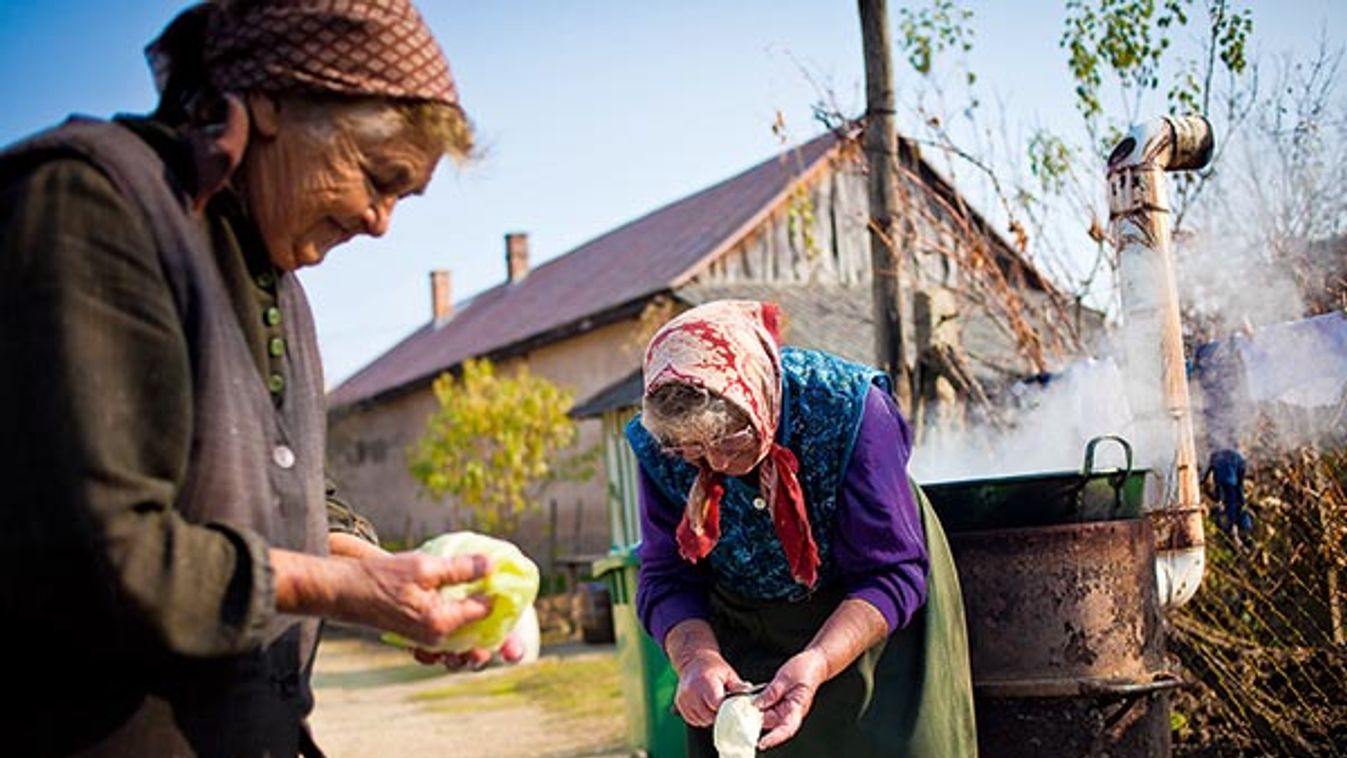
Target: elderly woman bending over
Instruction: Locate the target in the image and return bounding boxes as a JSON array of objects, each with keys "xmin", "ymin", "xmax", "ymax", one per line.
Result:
[{"xmin": 626, "ymin": 300, "xmax": 978, "ymax": 757}]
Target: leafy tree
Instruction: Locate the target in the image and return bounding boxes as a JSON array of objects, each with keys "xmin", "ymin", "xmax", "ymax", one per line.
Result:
[
  {"xmin": 896, "ymin": 0, "xmax": 975, "ymax": 82},
  {"xmin": 1057, "ymin": 0, "xmax": 1253, "ymax": 227},
  {"xmin": 886, "ymin": 0, "xmax": 1255, "ymax": 311},
  {"xmin": 408, "ymin": 358, "xmax": 595, "ymax": 532}
]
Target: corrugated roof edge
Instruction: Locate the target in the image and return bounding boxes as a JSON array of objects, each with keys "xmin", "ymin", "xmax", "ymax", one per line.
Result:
[{"xmin": 327, "ymin": 133, "xmax": 848, "ymax": 412}]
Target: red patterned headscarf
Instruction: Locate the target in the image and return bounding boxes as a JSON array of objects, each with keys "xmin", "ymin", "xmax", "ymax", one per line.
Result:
[
  {"xmin": 147, "ymin": 0, "xmax": 458, "ymax": 105},
  {"xmin": 643, "ymin": 300, "xmax": 820, "ymax": 588}
]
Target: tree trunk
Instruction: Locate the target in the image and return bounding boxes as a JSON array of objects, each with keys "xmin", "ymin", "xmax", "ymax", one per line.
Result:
[{"xmin": 858, "ymin": 0, "xmax": 912, "ymax": 413}]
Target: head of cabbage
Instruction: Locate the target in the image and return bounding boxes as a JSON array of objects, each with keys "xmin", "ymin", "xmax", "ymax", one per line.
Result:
[{"xmin": 382, "ymin": 531, "xmax": 540, "ymax": 653}]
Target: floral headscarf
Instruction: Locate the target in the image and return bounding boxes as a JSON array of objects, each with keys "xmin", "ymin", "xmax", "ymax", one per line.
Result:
[
  {"xmin": 147, "ymin": 0, "xmax": 458, "ymax": 105},
  {"xmin": 643, "ymin": 300, "xmax": 820, "ymax": 588}
]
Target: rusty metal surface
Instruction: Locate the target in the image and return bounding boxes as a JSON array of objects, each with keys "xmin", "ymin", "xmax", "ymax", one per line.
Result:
[
  {"xmin": 977, "ymin": 691, "xmax": 1174, "ymax": 758},
  {"xmin": 1149, "ymin": 505, "xmax": 1206, "ymax": 550},
  {"xmin": 949, "ymin": 519, "xmax": 1173, "ymax": 756},
  {"xmin": 951, "ymin": 519, "xmax": 1165, "ymax": 687},
  {"xmin": 1106, "ymin": 115, "xmax": 1214, "ymax": 174},
  {"xmin": 1164, "ymin": 115, "xmax": 1216, "ymax": 169}
]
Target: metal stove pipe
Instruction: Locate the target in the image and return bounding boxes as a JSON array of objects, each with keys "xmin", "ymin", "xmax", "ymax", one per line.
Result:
[{"xmin": 1107, "ymin": 115, "xmax": 1214, "ymax": 608}]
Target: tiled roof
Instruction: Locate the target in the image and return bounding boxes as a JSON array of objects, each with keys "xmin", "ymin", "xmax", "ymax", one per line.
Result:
[{"xmin": 328, "ymin": 131, "xmax": 844, "ymax": 408}]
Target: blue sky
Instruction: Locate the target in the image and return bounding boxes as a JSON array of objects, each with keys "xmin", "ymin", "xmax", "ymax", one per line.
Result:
[{"xmin": 1, "ymin": 1, "xmax": 1341, "ymax": 387}]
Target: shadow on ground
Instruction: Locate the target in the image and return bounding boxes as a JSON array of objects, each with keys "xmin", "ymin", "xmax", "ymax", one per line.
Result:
[{"xmin": 310, "ymin": 631, "xmax": 628, "ymax": 758}]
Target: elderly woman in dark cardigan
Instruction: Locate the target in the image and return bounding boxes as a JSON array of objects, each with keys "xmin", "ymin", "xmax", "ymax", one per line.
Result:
[
  {"xmin": 0, "ymin": 1, "xmax": 518, "ymax": 754},
  {"xmin": 626, "ymin": 300, "xmax": 978, "ymax": 756}
]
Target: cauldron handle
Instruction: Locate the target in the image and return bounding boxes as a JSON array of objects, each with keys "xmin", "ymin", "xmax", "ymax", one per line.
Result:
[
  {"xmin": 1080, "ymin": 672, "xmax": 1185, "ymax": 699},
  {"xmin": 1083, "ymin": 435, "xmax": 1133, "ymax": 512},
  {"xmin": 975, "ymin": 672, "xmax": 1184, "ymax": 698}
]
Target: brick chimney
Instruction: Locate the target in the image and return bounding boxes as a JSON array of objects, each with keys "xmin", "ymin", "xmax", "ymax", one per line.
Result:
[
  {"xmin": 429, "ymin": 269, "xmax": 452, "ymax": 325},
  {"xmin": 505, "ymin": 232, "xmax": 529, "ymax": 283}
]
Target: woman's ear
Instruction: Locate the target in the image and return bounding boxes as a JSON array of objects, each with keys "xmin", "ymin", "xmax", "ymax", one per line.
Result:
[
  {"xmin": 246, "ymin": 92, "xmax": 281, "ymax": 139},
  {"xmin": 187, "ymin": 92, "xmax": 250, "ymax": 212}
]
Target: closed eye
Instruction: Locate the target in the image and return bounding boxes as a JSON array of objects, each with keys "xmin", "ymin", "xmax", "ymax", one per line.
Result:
[{"xmin": 366, "ymin": 165, "xmax": 416, "ymax": 199}]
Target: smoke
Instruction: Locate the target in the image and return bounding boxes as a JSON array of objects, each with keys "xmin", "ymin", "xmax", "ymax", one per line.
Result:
[
  {"xmin": 1175, "ymin": 215, "xmax": 1346, "ymax": 460},
  {"xmin": 910, "ymin": 356, "xmax": 1138, "ymax": 483},
  {"xmin": 1174, "ymin": 225, "xmax": 1307, "ymax": 337},
  {"xmin": 909, "ymin": 311, "xmax": 1347, "ymax": 486},
  {"xmin": 1174, "ymin": 232, "xmax": 1309, "ymax": 336},
  {"xmin": 1194, "ymin": 312, "xmax": 1347, "ymax": 461},
  {"xmin": 905, "ymin": 319, "xmax": 1347, "ymax": 487}
]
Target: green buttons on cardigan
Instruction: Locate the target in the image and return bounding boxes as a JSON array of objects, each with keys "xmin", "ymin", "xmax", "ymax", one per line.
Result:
[
  {"xmin": 267, "ymin": 373, "xmax": 285, "ymax": 394},
  {"xmin": 256, "ymin": 271, "xmax": 276, "ymax": 289},
  {"xmin": 264, "ymin": 306, "xmax": 282, "ymax": 327},
  {"xmin": 268, "ymin": 337, "xmax": 285, "ymax": 358}
]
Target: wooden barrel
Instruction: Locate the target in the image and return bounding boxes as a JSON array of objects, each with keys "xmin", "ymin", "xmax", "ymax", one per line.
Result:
[{"xmin": 579, "ymin": 581, "xmax": 615, "ymax": 644}]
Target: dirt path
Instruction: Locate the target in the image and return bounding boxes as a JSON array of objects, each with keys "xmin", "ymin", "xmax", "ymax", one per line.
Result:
[{"xmin": 309, "ymin": 632, "xmax": 631, "ymax": 758}]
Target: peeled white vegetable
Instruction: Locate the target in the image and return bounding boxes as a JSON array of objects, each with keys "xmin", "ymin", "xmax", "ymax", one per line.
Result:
[
  {"xmin": 713, "ymin": 693, "xmax": 763, "ymax": 758},
  {"xmin": 383, "ymin": 531, "xmax": 540, "ymax": 653}
]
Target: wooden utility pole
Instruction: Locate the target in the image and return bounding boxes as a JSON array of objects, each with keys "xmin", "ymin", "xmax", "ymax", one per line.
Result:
[{"xmin": 858, "ymin": 0, "xmax": 912, "ymax": 412}]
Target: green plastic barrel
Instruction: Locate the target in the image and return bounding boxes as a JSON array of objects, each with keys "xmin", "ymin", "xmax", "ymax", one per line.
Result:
[{"xmin": 592, "ymin": 548, "xmax": 687, "ymax": 758}]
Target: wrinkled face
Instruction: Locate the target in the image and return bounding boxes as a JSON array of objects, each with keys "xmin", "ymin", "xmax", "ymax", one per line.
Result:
[
  {"xmin": 662, "ymin": 425, "xmax": 763, "ymax": 477},
  {"xmin": 240, "ymin": 95, "xmax": 441, "ymax": 271}
]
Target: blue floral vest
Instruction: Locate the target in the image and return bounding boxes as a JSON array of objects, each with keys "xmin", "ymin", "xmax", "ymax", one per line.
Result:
[{"xmin": 627, "ymin": 347, "xmax": 888, "ymax": 601}]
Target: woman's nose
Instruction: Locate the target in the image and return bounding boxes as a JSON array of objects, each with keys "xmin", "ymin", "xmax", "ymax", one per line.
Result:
[
  {"xmin": 363, "ymin": 196, "xmax": 396, "ymax": 237},
  {"xmin": 704, "ymin": 447, "xmax": 733, "ymax": 471}
]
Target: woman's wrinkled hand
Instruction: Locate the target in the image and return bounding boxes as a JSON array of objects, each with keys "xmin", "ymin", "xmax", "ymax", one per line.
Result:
[
  {"xmin": 344, "ymin": 551, "xmax": 494, "ymax": 647},
  {"xmin": 675, "ymin": 649, "xmax": 749, "ymax": 727},
  {"xmin": 411, "ymin": 631, "xmax": 527, "ymax": 671},
  {"xmin": 753, "ymin": 648, "xmax": 829, "ymax": 749},
  {"xmin": 326, "ymin": 534, "xmax": 530, "ymax": 669}
]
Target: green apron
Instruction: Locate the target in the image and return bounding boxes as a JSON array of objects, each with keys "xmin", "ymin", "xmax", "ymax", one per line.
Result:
[{"xmin": 686, "ymin": 482, "xmax": 977, "ymax": 757}]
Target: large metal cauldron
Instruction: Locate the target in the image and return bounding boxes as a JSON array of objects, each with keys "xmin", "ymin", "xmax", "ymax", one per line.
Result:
[
  {"xmin": 924, "ymin": 437, "xmax": 1181, "ymax": 757},
  {"xmin": 923, "ymin": 435, "xmax": 1148, "ymax": 532}
]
